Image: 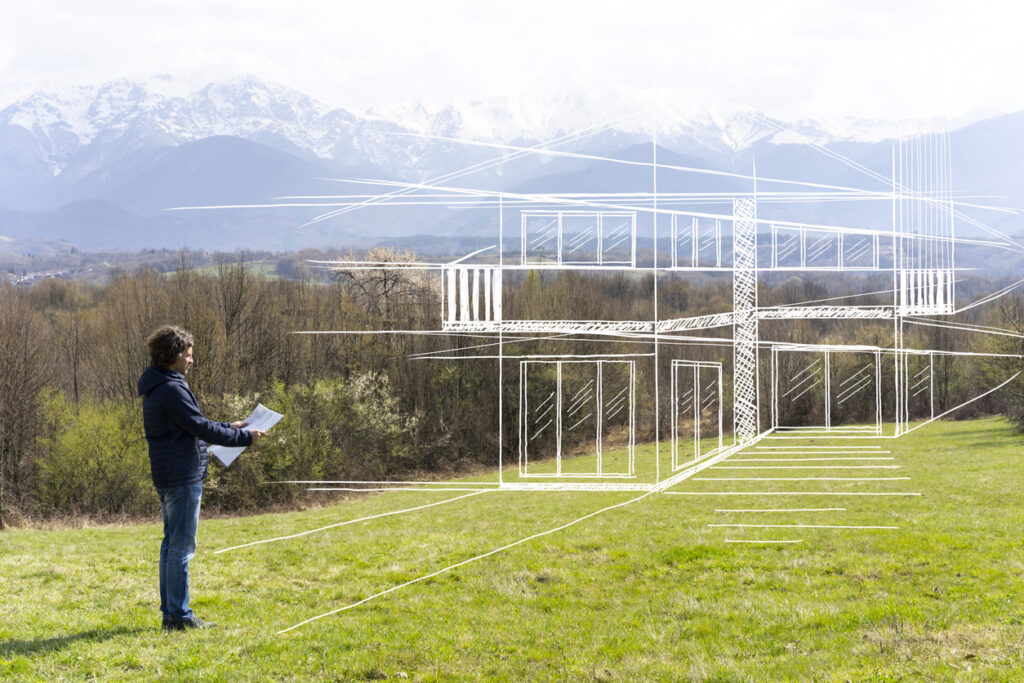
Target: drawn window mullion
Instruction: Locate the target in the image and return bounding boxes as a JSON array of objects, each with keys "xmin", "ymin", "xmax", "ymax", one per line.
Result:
[
  {"xmin": 519, "ymin": 360, "xmax": 526, "ymax": 475},
  {"xmin": 716, "ymin": 364, "xmax": 723, "ymax": 453},
  {"xmin": 715, "ymin": 218, "xmax": 722, "ymax": 267},
  {"xmin": 671, "ymin": 215, "xmax": 678, "ymax": 269},
  {"xmin": 520, "ymin": 213, "xmax": 527, "ymax": 266},
  {"xmin": 670, "ymin": 362, "xmax": 678, "ymax": 469},
  {"xmin": 771, "ymin": 224, "xmax": 777, "ymax": 269},
  {"xmin": 596, "ymin": 361, "xmax": 603, "ymax": 475},
  {"xmin": 692, "ymin": 365, "xmax": 699, "ymax": 462},
  {"xmin": 630, "ymin": 213, "xmax": 637, "ymax": 268},
  {"xmin": 691, "ymin": 216, "xmax": 698, "ymax": 267},
  {"xmin": 557, "ymin": 213, "xmax": 563, "ymax": 266},
  {"xmin": 629, "ymin": 361, "xmax": 635, "ymax": 476},
  {"xmin": 555, "ymin": 361, "xmax": 562, "ymax": 476}
]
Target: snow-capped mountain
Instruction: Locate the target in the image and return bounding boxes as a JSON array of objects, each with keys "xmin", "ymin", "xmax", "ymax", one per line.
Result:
[
  {"xmin": 3, "ymin": 74, "xmax": 968, "ymax": 184},
  {"xmin": 3, "ymin": 75, "xmax": 363, "ymax": 177},
  {"xmin": 0, "ymin": 74, "xmax": 1020, "ymax": 251},
  {"xmin": 367, "ymin": 86, "xmax": 778, "ymax": 151}
]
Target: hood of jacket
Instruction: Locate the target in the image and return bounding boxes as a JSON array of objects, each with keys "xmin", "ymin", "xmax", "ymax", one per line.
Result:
[{"xmin": 137, "ymin": 366, "xmax": 185, "ymax": 397}]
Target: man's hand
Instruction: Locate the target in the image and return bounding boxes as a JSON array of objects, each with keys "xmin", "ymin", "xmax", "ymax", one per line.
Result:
[
  {"xmin": 230, "ymin": 420, "xmax": 249, "ymax": 429},
  {"xmin": 249, "ymin": 429, "xmax": 267, "ymax": 445}
]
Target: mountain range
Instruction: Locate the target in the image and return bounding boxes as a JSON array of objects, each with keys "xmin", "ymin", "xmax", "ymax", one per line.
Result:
[{"xmin": 0, "ymin": 74, "xmax": 1021, "ymax": 253}]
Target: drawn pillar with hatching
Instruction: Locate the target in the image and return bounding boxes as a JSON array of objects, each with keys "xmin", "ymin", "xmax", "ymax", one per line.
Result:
[{"xmin": 732, "ymin": 198, "xmax": 760, "ymax": 443}]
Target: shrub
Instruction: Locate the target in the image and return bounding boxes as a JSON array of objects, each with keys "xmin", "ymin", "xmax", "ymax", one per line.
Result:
[
  {"xmin": 203, "ymin": 373, "xmax": 421, "ymax": 512},
  {"xmin": 36, "ymin": 391, "xmax": 152, "ymax": 517}
]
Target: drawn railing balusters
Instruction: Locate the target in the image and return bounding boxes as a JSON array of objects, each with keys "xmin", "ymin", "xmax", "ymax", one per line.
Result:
[
  {"xmin": 896, "ymin": 132, "xmax": 956, "ymax": 315},
  {"xmin": 897, "ymin": 268, "xmax": 954, "ymax": 315},
  {"xmin": 442, "ymin": 266, "xmax": 502, "ymax": 325}
]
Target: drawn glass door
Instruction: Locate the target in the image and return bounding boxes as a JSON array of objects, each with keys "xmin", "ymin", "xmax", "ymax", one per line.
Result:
[
  {"xmin": 520, "ymin": 360, "xmax": 635, "ymax": 477},
  {"xmin": 772, "ymin": 349, "xmax": 827, "ymax": 429},
  {"xmin": 772, "ymin": 347, "xmax": 882, "ymax": 433},
  {"xmin": 520, "ymin": 361, "xmax": 558, "ymax": 474},
  {"xmin": 558, "ymin": 362, "xmax": 599, "ymax": 474},
  {"xmin": 599, "ymin": 360, "xmax": 634, "ymax": 475},
  {"xmin": 828, "ymin": 351, "xmax": 881, "ymax": 431},
  {"xmin": 904, "ymin": 352, "xmax": 933, "ymax": 422},
  {"xmin": 671, "ymin": 361, "xmax": 722, "ymax": 471}
]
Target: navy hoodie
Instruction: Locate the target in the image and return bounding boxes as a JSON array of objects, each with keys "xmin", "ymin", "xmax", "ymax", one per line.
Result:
[{"xmin": 137, "ymin": 366, "xmax": 253, "ymax": 489}]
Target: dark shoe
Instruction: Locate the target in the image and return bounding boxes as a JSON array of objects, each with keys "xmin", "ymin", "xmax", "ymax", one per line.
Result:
[{"xmin": 164, "ymin": 615, "xmax": 216, "ymax": 630}]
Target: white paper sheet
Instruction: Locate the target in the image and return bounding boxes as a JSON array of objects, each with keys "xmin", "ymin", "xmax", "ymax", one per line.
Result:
[{"xmin": 207, "ymin": 403, "xmax": 283, "ymax": 467}]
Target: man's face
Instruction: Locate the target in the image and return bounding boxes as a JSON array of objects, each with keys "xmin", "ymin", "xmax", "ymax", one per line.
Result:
[{"xmin": 171, "ymin": 346, "xmax": 194, "ymax": 375}]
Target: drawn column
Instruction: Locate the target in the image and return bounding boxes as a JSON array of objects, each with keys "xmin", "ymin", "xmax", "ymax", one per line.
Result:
[{"xmin": 732, "ymin": 198, "xmax": 760, "ymax": 443}]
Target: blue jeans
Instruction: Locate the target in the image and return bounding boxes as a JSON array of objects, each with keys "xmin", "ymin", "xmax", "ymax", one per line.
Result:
[{"xmin": 157, "ymin": 482, "xmax": 203, "ymax": 621}]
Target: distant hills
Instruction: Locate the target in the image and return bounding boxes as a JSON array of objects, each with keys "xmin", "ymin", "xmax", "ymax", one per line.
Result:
[{"xmin": 0, "ymin": 75, "xmax": 1021, "ymax": 253}]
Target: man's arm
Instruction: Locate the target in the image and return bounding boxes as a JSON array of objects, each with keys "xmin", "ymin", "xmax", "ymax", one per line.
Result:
[{"xmin": 160, "ymin": 385, "xmax": 254, "ymax": 448}]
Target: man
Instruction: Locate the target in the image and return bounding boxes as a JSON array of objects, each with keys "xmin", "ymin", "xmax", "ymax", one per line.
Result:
[{"xmin": 138, "ymin": 325, "xmax": 266, "ymax": 631}]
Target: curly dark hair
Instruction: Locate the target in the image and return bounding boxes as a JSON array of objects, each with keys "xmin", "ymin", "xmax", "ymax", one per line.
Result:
[{"xmin": 145, "ymin": 326, "xmax": 194, "ymax": 369}]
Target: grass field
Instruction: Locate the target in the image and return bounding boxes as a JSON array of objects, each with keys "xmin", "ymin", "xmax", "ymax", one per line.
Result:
[{"xmin": 2, "ymin": 417, "xmax": 1024, "ymax": 680}]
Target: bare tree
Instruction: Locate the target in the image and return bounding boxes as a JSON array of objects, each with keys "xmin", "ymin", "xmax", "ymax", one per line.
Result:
[
  {"xmin": 332, "ymin": 247, "xmax": 426, "ymax": 324},
  {"xmin": 0, "ymin": 285, "xmax": 52, "ymax": 526},
  {"xmin": 88, "ymin": 268, "xmax": 171, "ymax": 402}
]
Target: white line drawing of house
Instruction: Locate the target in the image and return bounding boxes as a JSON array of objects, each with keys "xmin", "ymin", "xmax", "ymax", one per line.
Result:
[{"xmin": 174, "ymin": 111, "xmax": 1024, "ymax": 494}]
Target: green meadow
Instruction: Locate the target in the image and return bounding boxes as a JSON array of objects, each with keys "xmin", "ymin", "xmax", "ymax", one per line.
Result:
[{"xmin": 2, "ymin": 417, "xmax": 1023, "ymax": 680}]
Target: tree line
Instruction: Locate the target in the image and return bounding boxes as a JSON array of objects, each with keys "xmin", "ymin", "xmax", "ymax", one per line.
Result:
[{"xmin": 0, "ymin": 251, "xmax": 1019, "ymax": 525}]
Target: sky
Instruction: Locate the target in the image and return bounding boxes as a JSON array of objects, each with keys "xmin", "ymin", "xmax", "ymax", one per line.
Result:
[{"xmin": 2, "ymin": 0, "xmax": 1023, "ymax": 121}]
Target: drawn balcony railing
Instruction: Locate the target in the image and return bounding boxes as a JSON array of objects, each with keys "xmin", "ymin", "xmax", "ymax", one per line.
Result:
[
  {"xmin": 896, "ymin": 268, "xmax": 954, "ymax": 315},
  {"xmin": 441, "ymin": 266, "xmax": 502, "ymax": 327},
  {"xmin": 769, "ymin": 224, "xmax": 881, "ymax": 270},
  {"xmin": 521, "ymin": 210, "xmax": 636, "ymax": 267}
]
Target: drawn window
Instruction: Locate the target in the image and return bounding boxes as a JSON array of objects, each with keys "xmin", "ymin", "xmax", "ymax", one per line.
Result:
[{"xmin": 521, "ymin": 211, "xmax": 635, "ymax": 267}]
